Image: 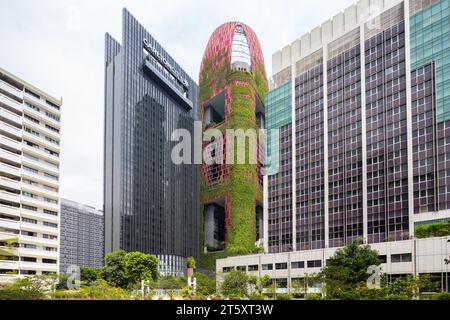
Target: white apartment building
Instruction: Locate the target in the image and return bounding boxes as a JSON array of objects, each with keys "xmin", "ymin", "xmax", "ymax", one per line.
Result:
[{"xmin": 0, "ymin": 67, "xmax": 61, "ymax": 281}]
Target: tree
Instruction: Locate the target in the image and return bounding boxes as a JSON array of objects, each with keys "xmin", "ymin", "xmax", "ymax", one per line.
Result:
[
  {"xmin": 383, "ymin": 274, "xmax": 432, "ymax": 300},
  {"xmin": 80, "ymin": 267, "xmax": 99, "ymax": 285},
  {"xmin": 123, "ymin": 251, "xmax": 159, "ymax": 284},
  {"xmin": 319, "ymin": 239, "xmax": 381, "ymax": 299},
  {"xmin": 220, "ymin": 270, "xmax": 248, "ymax": 298},
  {"xmin": 101, "ymin": 251, "xmax": 159, "ymax": 289},
  {"xmin": 353, "ymin": 281, "xmax": 384, "ymax": 300},
  {"xmin": 248, "ymin": 274, "xmax": 270, "ymax": 296},
  {"xmin": 101, "ymin": 250, "xmax": 130, "ymax": 288},
  {"xmin": 195, "ymin": 272, "xmax": 216, "ymax": 297}
]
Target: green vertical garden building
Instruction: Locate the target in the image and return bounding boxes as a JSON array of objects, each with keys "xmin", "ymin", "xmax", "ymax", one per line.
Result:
[{"xmin": 198, "ymin": 22, "xmax": 268, "ymax": 269}]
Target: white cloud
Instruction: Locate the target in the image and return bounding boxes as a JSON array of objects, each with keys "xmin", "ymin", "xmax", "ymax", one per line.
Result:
[{"xmin": 0, "ymin": 0, "xmax": 355, "ymax": 208}]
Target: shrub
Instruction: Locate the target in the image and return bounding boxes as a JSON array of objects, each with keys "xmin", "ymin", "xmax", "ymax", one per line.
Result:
[
  {"xmin": 50, "ymin": 280, "xmax": 131, "ymax": 300},
  {"xmin": 180, "ymin": 286, "xmax": 194, "ymax": 300},
  {"xmin": 248, "ymin": 293, "xmax": 266, "ymax": 300},
  {"xmin": 186, "ymin": 256, "xmax": 196, "ymax": 269},
  {"xmin": 194, "ymin": 272, "xmax": 216, "ymax": 297},
  {"xmin": 433, "ymin": 291, "xmax": 450, "ymax": 300},
  {"xmin": 158, "ymin": 275, "xmax": 186, "ymax": 290},
  {"xmin": 415, "ymin": 221, "xmax": 450, "ymax": 238},
  {"xmin": 0, "ymin": 275, "xmax": 57, "ymax": 300},
  {"xmin": 276, "ymin": 293, "xmax": 291, "ymax": 300},
  {"xmin": 0, "ymin": 288, "xmax": 45, "ymax": 300},
  {"xmin": 49, "ymin": 290, "xmax": 86, "ymax": 299},
  {"xmin": 55, "ymin": 273, "xmax": 69, "ymax": 290},
  {"xmin": 305, "ymin": 294, "xmax": 322, "ymax": 300}
]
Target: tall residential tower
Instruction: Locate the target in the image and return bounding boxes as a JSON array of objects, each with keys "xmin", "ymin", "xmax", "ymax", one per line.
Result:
[
  {"xmin": 0, "ymin": 67, "xmax": 61, "ymax": 280},
  {"xmin": 104, "ymin": 9, "xmax": 199, "ymax": 276}
]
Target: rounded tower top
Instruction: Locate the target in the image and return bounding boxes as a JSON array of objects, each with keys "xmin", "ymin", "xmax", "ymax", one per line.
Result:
[
  {"xmin": 199, "ymin": 22, "xmax": 268, "ymax": 103},
  {"xmin": 199, "ymin": 21, "xmax": 266, "ymax": 80}
]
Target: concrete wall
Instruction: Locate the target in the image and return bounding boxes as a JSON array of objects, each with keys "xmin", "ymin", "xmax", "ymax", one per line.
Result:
[
  {"xmin": 217, "ymin": 236, "xmax": 450, "ymax": 281},
  {"xmin": 272, "ymin": 0, "xmax": 404, "ymax": 76}
]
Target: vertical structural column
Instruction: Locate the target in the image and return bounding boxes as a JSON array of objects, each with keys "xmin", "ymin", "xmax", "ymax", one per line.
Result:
[
  {"xmin": 360, "ymin": 24, "xmax": 369, "ymax": 242},
  {"xmin": 404, "ymin": 0, "xmax": 415, "ymax": 238},
  {"xmin": 263, "ymin": 175, "xmax": 269, "ymax": 252},
  {"xmin": 322, "ymin": 46, "xmax": 329, "ymax": 248},
  {"xmin": 291, "ymin": 61, "xmax": 297, "ymax": 251}
]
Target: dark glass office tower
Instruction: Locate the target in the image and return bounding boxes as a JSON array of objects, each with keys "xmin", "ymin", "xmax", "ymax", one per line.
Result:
[{"xmin": 104, "ymin": 8, "xmax": 199, "ymax": 276}]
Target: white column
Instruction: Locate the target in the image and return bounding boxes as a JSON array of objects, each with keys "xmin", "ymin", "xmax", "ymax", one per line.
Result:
[
  {"xmin": 322, "ymin": 46, "xmax": 330, "ymax": 248},
  {"xmin": 360, "ymin": 25, "xmax": 369, "ymax": 242},
  {"xmin": 291, "ymin": 62, "xmax": 297, "ymax": 251},
  {"xmin": 404, "ymin": 0, "xmax": 415, "ymax": 238},
  {"xmin": 263, "ymin": 175, "xmax": 269, "ymax": 252}
]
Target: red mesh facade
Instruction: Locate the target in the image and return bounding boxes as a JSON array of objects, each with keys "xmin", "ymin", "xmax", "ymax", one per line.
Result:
[
  {"xmin": 199, "ymin": 22, "xmax": 266, "ymax": 88},
  {"xmin": 202, "ymin": 135, "xmax": 229, "ymax": 186}
]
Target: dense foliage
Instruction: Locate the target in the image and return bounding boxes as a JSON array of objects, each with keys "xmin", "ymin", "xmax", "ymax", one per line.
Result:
[
  {"xmin": 100, "ymin": 250, "xmax": 129, "ymax": 288},
  {"xmin": 50, "ymin": 279, "xmax": 130, "ymax": 300},
  {"xmin": 415, "ymin": 221, "xmax": 450, "ymax": 238},
  {"xmin": 80, "ymin": 267, "xmax": 100, "ymax": 285},
  {"xmin": 318, "ymin": 240, "xmax": 439, "ymax": 300},
  {"xmin": 319, "ymin": 239, "xmax": 381, "ymax": 299},
  {"xmin": 186, "ymin": 256, "xmax": 196, "ymax": 269},
  {"xmin": 157, "ymin": 275, "xmax": 186, "ymax": 290},
  {"xmin": 0, "ymin": 275, "xmax": 57, "ymax": 300},
  {"xmin": 194, "ymin": 272, "xmax": 217, "ymax": 297},
  {"xmin": 123, "ymin": 251, "xmax": 159, "ymax": 284},
  {"xmin": 100, "ymin": 250, "xmax": 159, "ymax": 289},
  {"xmin": 220, "ymin": 270, "xmax": 249, "ymax": 298}
]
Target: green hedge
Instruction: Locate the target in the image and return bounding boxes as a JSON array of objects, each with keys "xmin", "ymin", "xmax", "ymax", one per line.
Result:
[
  {"xmin": 0, "ymin": 288, "xmax": 45, "ymax": 300},
  {"xmin": 433, "ymin": 291, "xmax": 450, "ymax": 300},
  {"xmin": 415, "ymin": 221, "xmax": 450, "ymax": 238}
]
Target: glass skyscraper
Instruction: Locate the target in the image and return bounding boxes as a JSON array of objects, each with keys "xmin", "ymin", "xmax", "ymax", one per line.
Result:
[{"xmin": 103, "ymin": 8, "xmax": 199, "ymax": 276}]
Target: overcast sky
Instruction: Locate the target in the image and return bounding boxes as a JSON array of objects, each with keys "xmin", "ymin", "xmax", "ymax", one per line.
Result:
[{"xmin": 0, "ymin": 0, "xmax": 355, "ymax": 209}]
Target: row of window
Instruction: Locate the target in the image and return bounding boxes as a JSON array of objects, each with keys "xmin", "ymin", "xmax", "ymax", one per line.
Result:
[
  {"xmin": 25, "ymin": 102, "xmax": 60, "ymax": 122},
  {"xmin": 20, "ymin": 230, "xmax": 57, "ymax": 240},
  {"xmin": 22, "ymin": 204, "xmax": 58, "ymax": 216},
  {"xmin": 224, "ymin": 253, "xmax": 412, "ymax": 273},
  {"xmin": 24, "ymin": 88, "xmax": 60, "ymax": 111},
  {"xmin": 23, "ymin": 139, "xmax": 59, "ymax": 158}
]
